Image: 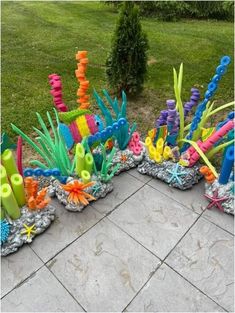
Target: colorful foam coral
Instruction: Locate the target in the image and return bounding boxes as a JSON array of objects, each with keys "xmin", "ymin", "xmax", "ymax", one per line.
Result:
[
  {"xmin": 24, "ymin": 177, "xmax": 50, "ymax": 210},
  {"xmin": 75, "ymin": 51, "xmax": 90, "ymax": 110},
  {"xmin": 128, "ymin": 132, "xmax": 143, "ymax": 155},
  {"xmin": 138, "ymin": 55, "xmax": 234, "ymax": 190},
  {"xmin": 62, "ymin": 180, "xmax": 96, "ymax": 205}
]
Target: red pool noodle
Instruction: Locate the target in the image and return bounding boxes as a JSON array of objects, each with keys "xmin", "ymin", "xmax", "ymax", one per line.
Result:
[{"xmin": 17, "ymin": 136, "xmax": 23, "ymax": 176}]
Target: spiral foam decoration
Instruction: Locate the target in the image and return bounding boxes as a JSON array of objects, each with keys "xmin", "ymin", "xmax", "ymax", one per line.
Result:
[{"xmin": 181, "ymin": 56, "xmax": 231, "ymax": 152}]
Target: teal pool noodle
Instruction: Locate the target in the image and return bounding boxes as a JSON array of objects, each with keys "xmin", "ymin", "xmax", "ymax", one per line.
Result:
[{"xmin": 219, "ymin": 145, "xmax": 234, "ymax": 185}]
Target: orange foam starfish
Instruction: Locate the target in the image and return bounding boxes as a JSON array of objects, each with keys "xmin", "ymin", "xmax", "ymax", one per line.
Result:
[
  {"xmin": 120, "ymin": 154, "xmax": 128, "ymax": 163},
  {"xmin": 62, "ymin": 180, "xmax": 96, "ymax": 206}
]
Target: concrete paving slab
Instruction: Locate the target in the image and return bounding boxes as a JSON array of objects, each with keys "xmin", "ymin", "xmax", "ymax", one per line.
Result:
[
  {"xmin": 126, "ymin": 263, "xmax": 224, "ymax": 312},
  {"xmin": 1, "ymin": 266, "xmax": 84, "ymax": 312},
  {"xmin": 92, "ymin": 172, "xmax": 143, "ymax": 215},
  {"xmin": 202, "ymin": 208, "xmax": 234, "ymax": 235},
  {"xmin": 47, "ymin": 218, "xmax": 160, "ymax": 312},
  {"xmin": 109, "ymin": 184, "xmax": 198, "ymax": 259},
  {"xmin": 128, "ymin": 168, "xmax": 152, "ymax": 183},
  {"xmin": 166, "ymin": 218, "xmax": 234, "ymax": 311},
  {"xmin": 1, "ymin": 245, "xmax": 43, "ymax": 298},
  {"xmin": 148, "ymin": 178, "xmax": 207, "ymax": 214},
  {"xmin": 30, "ymin": 200, "xmax": 103, "ymax": 262}
]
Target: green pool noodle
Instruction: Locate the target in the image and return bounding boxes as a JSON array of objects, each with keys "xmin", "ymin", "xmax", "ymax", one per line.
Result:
[
  {"xmin": 1, "ymin": 149, "xmax": 19, "ymax": 177},
  {"xmin": 1, "ymin": 206, "xmax": 5, "ymax": 220},
  {"xmin": 10, "ymin": 174, "xmax": 26, "ymax": 207},
  {"xmin": 0, "ymin": 164, "xmax": 8, "ymax": 185},
  {"xmin": 81, "ymin": 170, "xmax": 91, "ymax": 183},
  {"xmin": 0, "ymin": 183, "xmax": 21, "ymax": 220},
  {"xmin": 75, "ymin": 143, "xmax": 85, "ymax": 177},
  {"xmin": 85, "ymin": 153, "xmax": 94, "ymax": 174}
]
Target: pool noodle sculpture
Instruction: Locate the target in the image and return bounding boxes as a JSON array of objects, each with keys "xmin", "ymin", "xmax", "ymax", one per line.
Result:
[
  {"xmin": 14, "ymin": 50, "xmax": 143, "ymax": 212},
  {"xmin": 138, "ymin": 55, "xmax": 234, "ymax": 190},
  {"xmin": 203, "ymin": 144, "xmax": 234, "ymax": 215},
  {"xmin": 0, "ymin": 144, "xmax": 55, "ymax": 256}
]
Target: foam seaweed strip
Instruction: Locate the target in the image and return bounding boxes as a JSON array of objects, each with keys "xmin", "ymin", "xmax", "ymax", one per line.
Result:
[
  {"xmin": 16, "ymin": 136, "xmax": 23, "ymax": 176},
  {"xmin": 100, "ymin": 145, "xmax": 120, "ymax": 182},
  {"xmin": 11, "ymin": 124, "xmax": 47, "ymax": 161},
  {"xmin": 29, "ymin": 160, "xmax": 48, "ymax": 169},
  {"xmin": 122, "ymin": 122, "xmax": 137, "ymax": 149},
  {"xmin": 59, "ymin": 109, "xmax": 91, "ymax": 124},
  {"xmin": 120, "ymin": 91, "xmax": 127, "ymax": 118},
  {"xmin": 206, "ymin": 139, "xmax": 235, "ymax": 159},
  {"xmin": 207, "ymin": 101, "xmax": 234, "ymax": 118},
  {"xmin": 93, "ymin": 90, "xmax": 113, "ymax": 126},
  {"xmin": 173, "ymin": 66, "xmax": 184, "ymax": 147},
  {"xmin": 102, "ymin": 89, "xmax": 119, "ymax": 118},
  {"xmin": 12, "ymin": 111, "xmax": 73, "ymax": 176},
  {"xmin": 177, "ymin": 63, "xmax": 183, "ymax": 99},
  {"xmin": 180, "ymin": 139, "xmax": 218, "ymax": 177}
]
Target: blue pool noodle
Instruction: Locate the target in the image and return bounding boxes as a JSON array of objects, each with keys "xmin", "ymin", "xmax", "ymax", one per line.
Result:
[{"xmin": 219, "ymin": 145, "xmax": 234, "ymax": 185}]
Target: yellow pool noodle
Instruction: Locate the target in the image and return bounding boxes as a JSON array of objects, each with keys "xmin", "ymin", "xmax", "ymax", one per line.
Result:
[
  {"xmin": 10, "ymin": 174, "xmax": 26, "ymax": 207},
  {"xmin": 0, "ymin": 183, "xmax": 21, "ymax": 220},
  {"xmin": 163, "ymin": 146, "xmax": 172, "ymax": 160},
  {"xmin": 156, "ymin": 138, "xmax": 164, "ymax": 155},
  {"xmin": 1, "ymin": 149, "xmax": 19, "ymax": 177},
  {"xmin": 81, "ymin": 170, "xmax": 91, "ymax": 183},
  {"xmin": 145, "ymin": 136, "xmax": 152, "ymax": 147},
  {"xmin": 0, "ymin": 165, "xmax": 8, "ymax": 185},
  {"xmin": 154, "ymin": 151, "xmax": 162, "ymax": 163},
  {"xmin": 75, "ymin": 143, "xmax": 85, "ymax": 177},
  {"xmin": 148, "ymin": 145, "xmax": 156, "ymax": 160}
]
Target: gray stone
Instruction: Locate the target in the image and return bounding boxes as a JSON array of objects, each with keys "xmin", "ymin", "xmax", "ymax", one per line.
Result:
[
  {"xmin": 1, "ymin": 266, "xmax": 84, "ymax": 312},
  {"xmin": 1, "ymin": 205, "xmax": 56, "ymax": 257},
  {"xmin": 47, "ymin": 218, "xmax": 160, "ymax": 312},
  {"xmin": 204, "ymin": 179, "xmax": 234, "ymax": 215},
  {"xmin": 111, "ymin": 147, "xmax": 145, "ymax": 175},
  {"xmin": 126, "ymin": 263, "xmax": 224, "ymax": 312},
  {"xmin": 166, "ymin": 218, "xmax": 234, "ymax": 311},
  {"xmin": 92, "ymin": 172, "xmax": 144, "ymax": 215},
  {"xmin": 138, "ymin": 156, "xmax": 202, "ymax": 190},
  {"xmin": 49, "ymin": 176, "xmax": 113, "ymax": 212},
  {"xmin": 30, "ymin": 199, "xmax": 103, "ymax": 263},
  {"xmin": 109, "ymin": 185, "xmax": 198, "ymax": 259},
  {"xmin": 148, "ymin": 178, "xmax": 208, "ymax": 214},
  {"xmin": 1, "ymin": 245, "xmax": 43, "ymax": 297}
]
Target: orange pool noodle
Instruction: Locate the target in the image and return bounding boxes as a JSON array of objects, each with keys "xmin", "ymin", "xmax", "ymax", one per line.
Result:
[
  {"xmin": 76, "ymin": 51, "xmax": 87, "ymax": 60},
  {"xmin": 80, "ymin": 58, "xmax": 88, "ymax": 64}
]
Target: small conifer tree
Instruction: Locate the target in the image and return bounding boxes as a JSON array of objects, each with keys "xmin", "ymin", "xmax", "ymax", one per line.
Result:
[{"xmin": 106, "ymin": 2, "xmax": 149, "ymax": 95}]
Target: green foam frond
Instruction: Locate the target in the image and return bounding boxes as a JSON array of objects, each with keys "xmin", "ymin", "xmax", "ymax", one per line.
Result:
[{"xmin": 59, "ymin": 109, "xmax": 91, "ymax": 124}]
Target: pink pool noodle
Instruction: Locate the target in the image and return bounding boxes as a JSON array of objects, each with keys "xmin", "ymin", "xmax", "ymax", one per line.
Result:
[
  {"xmin": 69, "ymin": 121, "xmax": 82, "ymax": 143},
  {"xmin": 132, "ymin": 132, "xmax": 140, "ymax": 142},
  {"xmin": 128, "ymin": 132, "xmax": 142, "ymax": 155},
  {"xmin": 16, "ymin": 136, "xmax": 23, "ymax": 176},
  {"xmin": 86, "ymin": 114, "xmax": 98, "ymax": 134},
  {"xmin": 188, "ymin": 119, "xmax": 235, "ymax": 166},
  {"xmin": 48, "ymin": 73, "xmax": 68, "ymax": 112}
]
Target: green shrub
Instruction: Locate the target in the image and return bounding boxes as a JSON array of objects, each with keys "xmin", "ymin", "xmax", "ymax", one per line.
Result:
[
  {"xmin": 106, "ymin": 2, "xmax": 149, "ymax": 95},
  {"xmin": 103, "ymin": 1, "xmax": 234, "ymax": 21},
  {"xmin": 185, "ymin": 1, "xmax": 234, "ymax": 20},
  {"xmin": 139, "ymin": 1, "xmax": 189, "ymax": 21}
]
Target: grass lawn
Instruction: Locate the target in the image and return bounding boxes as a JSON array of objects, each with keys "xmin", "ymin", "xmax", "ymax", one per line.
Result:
[{"xmin": 2, "ymin": 1, "xmax": 234, "ymax": 144}]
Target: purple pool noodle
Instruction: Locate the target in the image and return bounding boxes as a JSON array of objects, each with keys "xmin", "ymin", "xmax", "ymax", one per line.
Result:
[{"xmin": 166, "ymin": 99, "xmax": 176, "ymax": 110}]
